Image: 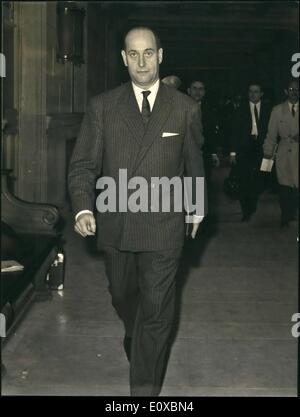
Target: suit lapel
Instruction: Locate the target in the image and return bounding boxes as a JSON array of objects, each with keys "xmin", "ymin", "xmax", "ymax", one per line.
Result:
[
  {"xmin": 282, "ymin": 100, "xmax": 296, "ymax": 120},
  {"xmin": 247, "ymin": 102, "xmax": 264, "ymax": 135},
  {"xmin": 131, "ymin": 82, "xmax": 172, "ymax": 175},
  {"xmin": 118, "ymin": 82, "xmax": 145, "ymax": 147},
  {"xmin": 246, "ymin": 103, "xmax": 252, "ymax": 132},
  {"xmin": 282, "ymin": 100, "xmax": 290, "ymax": 114},
  {"xmin": 258, "ymin": 102, "xmax": 265, "ymax": 133},
  {"xmin": 282, "ymin": 100, "xmax": 298, "ymax": 134}
]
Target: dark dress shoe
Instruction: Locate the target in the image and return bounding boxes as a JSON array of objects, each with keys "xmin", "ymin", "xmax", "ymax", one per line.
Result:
[{"xmin": 123, "ymin": 335, "xmax": 132, "ymax": 362}]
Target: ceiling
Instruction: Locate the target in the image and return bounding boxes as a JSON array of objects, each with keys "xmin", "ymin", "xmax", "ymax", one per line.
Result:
[{"xmin": 91, "ymin": 1, "xmax": 299, "ymax": 96}]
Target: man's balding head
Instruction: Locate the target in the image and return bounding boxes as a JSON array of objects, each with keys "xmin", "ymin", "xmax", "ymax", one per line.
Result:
[
  {"xmin": 121, "ymin": 26, "xmax": 163, "ymax": 89},
  {"xmin": 123, "ymin": 27, "xmax": 161, "ymax": 52},
  {"xmin": 162, "ymin": 75, "xmax": 182, "ymax": 90}
]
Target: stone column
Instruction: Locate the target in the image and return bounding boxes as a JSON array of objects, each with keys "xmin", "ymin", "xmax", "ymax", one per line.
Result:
[{"xmin": 14, "ymin": 2, "xmax": 47, "ymax": 202}]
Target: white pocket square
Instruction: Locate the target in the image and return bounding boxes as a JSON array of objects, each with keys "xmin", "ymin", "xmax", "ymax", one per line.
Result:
[{"xmin": 162, "ymin": 132, "xmax": 179, "ymax": 137}]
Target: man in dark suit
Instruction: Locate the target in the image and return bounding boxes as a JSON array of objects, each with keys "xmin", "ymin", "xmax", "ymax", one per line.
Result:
[
  {"xmin": 187, "ymin": 81, "xmax": 219, "ymax": 193},
  {"xmin": 230, "ymin": 82, "xmax": 271, "ymax": 221},
  {"xmin": 68, "ymin": 27, "xmax": 207, "ymax": 396},
  {"xmin": 220, "ymin": 92, "xmax": 242, "ymax": 156}
]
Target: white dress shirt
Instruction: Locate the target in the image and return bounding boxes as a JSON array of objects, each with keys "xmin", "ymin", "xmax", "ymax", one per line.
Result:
[
  {"xmin": 131, "ymin": 78, "xmax": 160, "ymax": 112},
  {"xmin": 288, "ymin": 101, "xmax": 299, "ymax": 114},
  {"xmin": 250, "ymin": 100, "xmax": 261, "ymax": 136},
  {"xmin": 230, "ymin": 101, "xmax": 261, "ymax": 157}
]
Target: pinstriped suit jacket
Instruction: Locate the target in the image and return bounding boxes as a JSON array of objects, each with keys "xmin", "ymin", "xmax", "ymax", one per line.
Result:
[{"xmin": 68, "ymin": 81, "xmax": 207, "ymax": 251}]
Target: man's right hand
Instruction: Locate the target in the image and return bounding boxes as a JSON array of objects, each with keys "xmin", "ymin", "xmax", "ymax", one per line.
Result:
[{"xmin": 74, "ymin": 213, "xmax": 96, "ymax": 237}]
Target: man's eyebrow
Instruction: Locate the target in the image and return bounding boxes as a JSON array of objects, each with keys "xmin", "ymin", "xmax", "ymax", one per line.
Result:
[{"xmin": 127, "ymin": 48, "xmax": 155, "ymax": 53}]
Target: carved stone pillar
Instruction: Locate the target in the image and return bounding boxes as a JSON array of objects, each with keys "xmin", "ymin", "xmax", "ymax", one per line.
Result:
[{"xmin": 14, "ymin": 2, "xmax": 47, "ymax": 202}]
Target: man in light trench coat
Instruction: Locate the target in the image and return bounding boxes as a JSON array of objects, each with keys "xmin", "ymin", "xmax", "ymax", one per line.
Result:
[{"xmin": 263, "ymin": 78, "xmax": 298, "ymax": 227}]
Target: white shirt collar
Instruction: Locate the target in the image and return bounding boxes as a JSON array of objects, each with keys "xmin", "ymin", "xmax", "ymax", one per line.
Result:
[
  {"xmin": 131, "ymin": 79, "xmax": 160, "ymax": 112},
  {"xmin": 288, "ymin": 101, "xmax": 298, "ymax": 111},
  {"xmin": 249, "ymin": 100, "xmax": 261, "ymax": 109}
]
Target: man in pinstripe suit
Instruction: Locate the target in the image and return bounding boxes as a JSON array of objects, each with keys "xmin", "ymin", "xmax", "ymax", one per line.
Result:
[{"xmin": 68, "ymin": 27, "xmax": 207, "ymax": 396}]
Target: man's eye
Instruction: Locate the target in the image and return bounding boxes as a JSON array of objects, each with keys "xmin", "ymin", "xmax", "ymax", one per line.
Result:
[
  {"xmin": 145, "ymin": 51, "xmax": 153, "ymax": 57},
  {"xmin": 129, "ymin": 52, "xmax": 137, "ymax": 58}
]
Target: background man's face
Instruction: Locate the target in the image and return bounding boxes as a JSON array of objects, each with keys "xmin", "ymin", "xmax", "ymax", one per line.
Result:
[
  {"xmin": 188, "ymin": 82, "xmax": 206, "ymax": 102},
  {"xmin": 248, "ymin": 85, "xmax": 263, "ymax": 103},
  {"xmin": 121, "ymin": 29, "xmax": 163, "ymax": 88},
  {"xmin": 285, "ymin": 80, "xmax": 299, "ymax": 103}
]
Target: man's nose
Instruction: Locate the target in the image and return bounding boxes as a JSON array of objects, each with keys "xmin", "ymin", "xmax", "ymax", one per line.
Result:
[{"xmin": 138, "ymin": 55, "xmax": 146, "ymax": 67}]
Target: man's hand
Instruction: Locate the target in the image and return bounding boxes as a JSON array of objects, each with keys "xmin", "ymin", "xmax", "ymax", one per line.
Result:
[
  {"xmin": 186, "ymin": 215, "xmax": 204, "ymax": 239},
  {"xmin": 74, "ymin": 213, "xmax": 96, "ymax": 237},
  {"xmin": 191, "ymin": 216, "xmax": 204, "ymax": 238},
  {"xmin": 229, "ymin": 154, "xmax": 236, "ymax": 165}
]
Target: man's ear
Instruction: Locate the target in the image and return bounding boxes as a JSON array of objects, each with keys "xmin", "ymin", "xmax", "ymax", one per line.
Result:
[
  {"xmin": 121, "ymin": 50, "xmax": 128, "ymax": 67},
  {"xmin": 158, "ymin": 48, "xmax": 163, "ymax": 64},
  {"xmin": 284, "ymin": 88, "xmax": 288, "ymax": 96},
  {"xmin": 187, "ymin": 88, "xmax": 191, "ymax": 95}
]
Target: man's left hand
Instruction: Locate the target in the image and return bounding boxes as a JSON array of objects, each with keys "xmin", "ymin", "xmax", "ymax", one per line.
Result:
[{"xmin": 186, "ymin": 215, "xmax": 205, "ymax": 239}]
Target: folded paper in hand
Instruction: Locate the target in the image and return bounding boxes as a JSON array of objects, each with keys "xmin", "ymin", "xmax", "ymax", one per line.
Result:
[
  {"xmin": 1, "ymin": 260, "xmax": 24, "ymax": 272},
  {"xmin": 260, "ymin": 144, "xmax": 278, "ymax": 172},
  {"xmin": 260, "ymin": 158, "xmax": 274, "ymax": 172}
]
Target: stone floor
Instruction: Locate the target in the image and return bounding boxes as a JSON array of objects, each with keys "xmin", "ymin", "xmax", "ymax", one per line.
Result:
[{"xmin": 1, "ymin": 164, "xmax": 298, "ymax": 396}]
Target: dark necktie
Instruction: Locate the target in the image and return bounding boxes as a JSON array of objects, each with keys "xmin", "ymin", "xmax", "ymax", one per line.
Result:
[
  {"xmin": 254, "ymin": 104, "xmax": 259, "ymax": 126},
  {"xmin": 141, "ymin": 90, "xmax": 151, "ymax": 125},
  {"xmin": 292, "ymin": 105, "xmax": 296, "ymax": 117},
  {"xmin": 253, "ymin": 104, "xmax": 259, "ymax": 137}
]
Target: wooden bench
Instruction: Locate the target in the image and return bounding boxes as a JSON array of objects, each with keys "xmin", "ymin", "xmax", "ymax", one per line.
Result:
[{"xmin": 1, "ymin": 170, "xmax": 65, "ymax": 341}]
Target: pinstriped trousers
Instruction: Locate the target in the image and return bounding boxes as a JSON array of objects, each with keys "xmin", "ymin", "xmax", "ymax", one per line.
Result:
[{"xmin": 103, "ymin": 245, "xmax": 183, "ymax": 396}]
